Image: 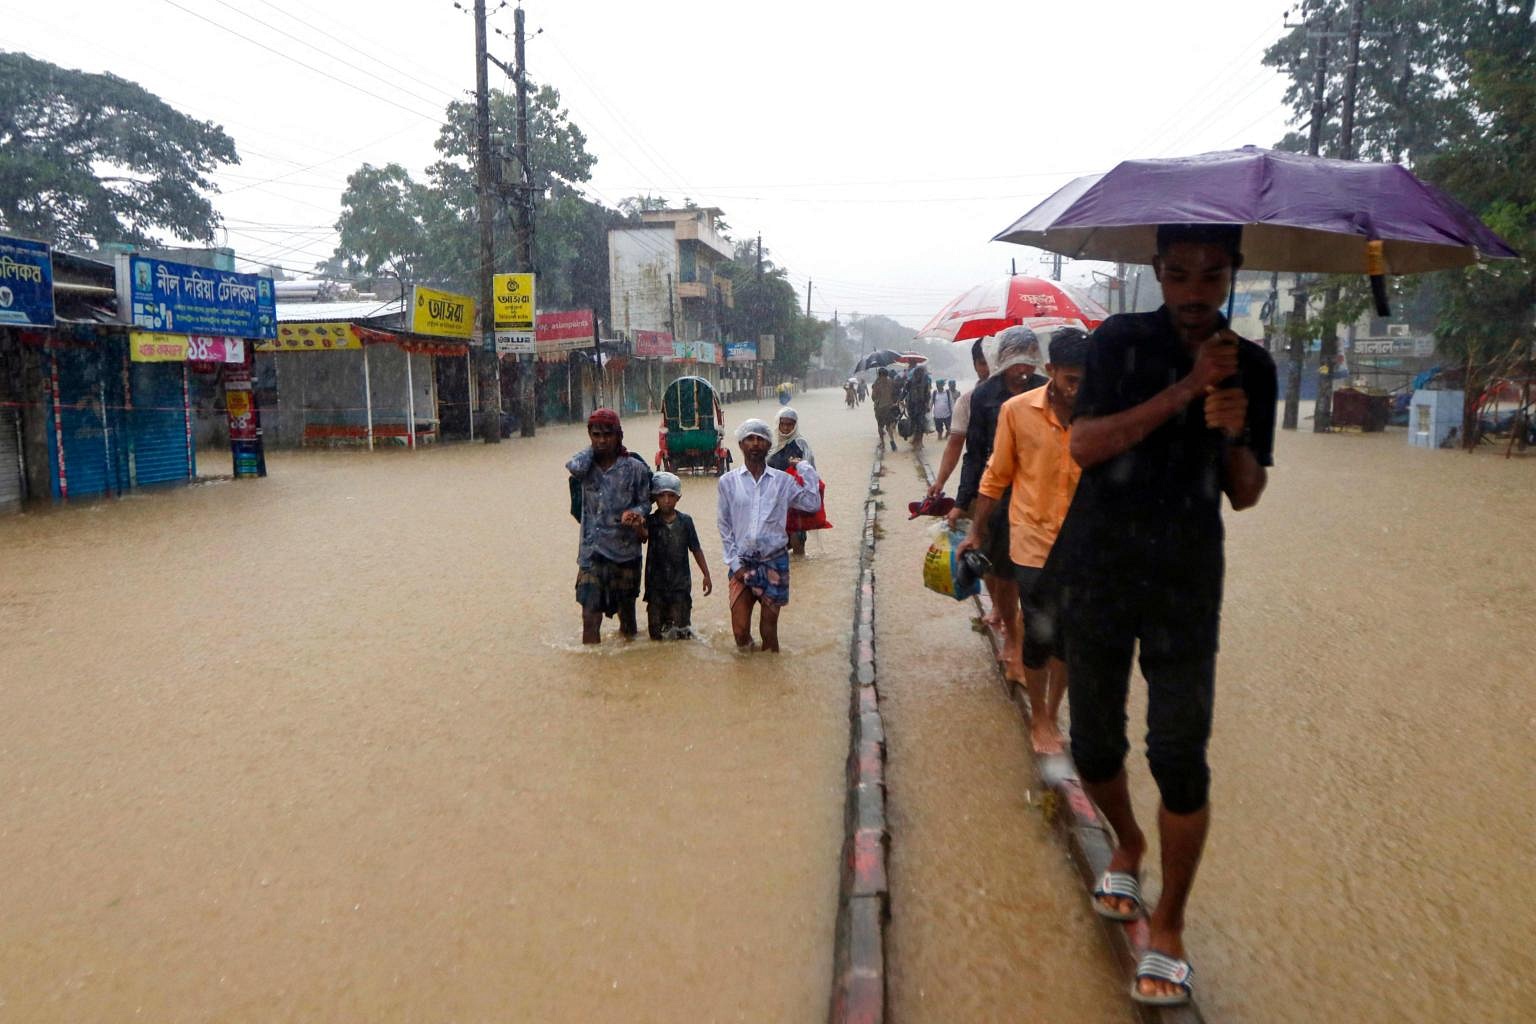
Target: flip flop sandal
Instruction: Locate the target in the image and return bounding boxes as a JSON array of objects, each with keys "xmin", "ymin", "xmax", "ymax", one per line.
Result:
[
  {"xmin": 1131, "ymin": 950, "xmax": 1193, "ymax": 1007},
  {"xmin": 1091, "ymin": 870, "xmax": 1143, "ymax": 921}
]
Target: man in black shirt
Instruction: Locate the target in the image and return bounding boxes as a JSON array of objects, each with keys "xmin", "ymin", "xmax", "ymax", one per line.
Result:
[
  {"xmin": 1044, "ymin": 224, "xmax": 1275, "ymax": 1006},
  {"xmin": 955, "ymin": 325, "xmax": 1047, "ymax": 682}
]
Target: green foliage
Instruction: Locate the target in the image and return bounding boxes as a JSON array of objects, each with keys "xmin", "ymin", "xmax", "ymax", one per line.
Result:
[
  {"xmin": 1264, "ymin": 0, "xmax": 1536, "ymax": 441},
  {"xmin": 326, "ymin": 82, "xmax": 615, "ymax": 318},
  {"xmin": 0, "ymin": 51, "xmax": 239, "ymax": 248}
]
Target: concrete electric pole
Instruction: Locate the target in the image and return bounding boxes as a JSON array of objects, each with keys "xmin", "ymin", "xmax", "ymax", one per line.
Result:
[{"xmin": 473, "ymin": 0, "xmax": 503, "ymax": 442}]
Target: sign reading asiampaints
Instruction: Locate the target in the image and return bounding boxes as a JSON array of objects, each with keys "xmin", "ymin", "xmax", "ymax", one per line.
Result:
[
  {"xmin": 117, "ymin": 255, "xmax": 276, "ymax": 339},
  {"xmin": 410, "ymin": 285, "xmax": 475, "ymax": 340},
  {"xmin": 0, "ymin": 235, "xmax": 54, "ymax": 327}
]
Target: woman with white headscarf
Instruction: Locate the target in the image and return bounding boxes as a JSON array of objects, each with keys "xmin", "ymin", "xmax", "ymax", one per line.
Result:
[
  {"xmin": 768, "ymin": 406, "xmax": 817, "ymax": 555},
  {"xmin": 767, "ymin": 406, "xmax": 815, "ymax": 471}
]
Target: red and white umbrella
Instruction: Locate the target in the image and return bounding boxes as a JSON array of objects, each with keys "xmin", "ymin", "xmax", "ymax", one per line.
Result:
[{"xmin": 916, "ymin": 275, "xmax": 1109, "ymax": 344}]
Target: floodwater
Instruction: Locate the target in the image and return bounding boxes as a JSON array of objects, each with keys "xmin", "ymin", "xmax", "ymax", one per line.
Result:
[
  {"xmin": 0, "ymin": 390, "xmax": 869, "ymax": 1022},
  {"xmin": 873, "ymin": 448, "xmax": 1130, "ymax": 1022},
  {"xmin": 5, "ymin": 391, "xmax": 1533, "ymax": 1023}
]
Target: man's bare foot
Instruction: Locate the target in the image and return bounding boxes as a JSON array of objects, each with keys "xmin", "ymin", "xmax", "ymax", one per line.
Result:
[{"xmin": 1030, "ymin": 720, "xmax": 1064, "ymax": 754}]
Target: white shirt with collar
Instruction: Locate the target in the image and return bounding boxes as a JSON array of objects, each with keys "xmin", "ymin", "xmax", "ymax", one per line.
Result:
[{"xmin": 716, "ymin": 461, "xmax": 822, "ymax": 572}]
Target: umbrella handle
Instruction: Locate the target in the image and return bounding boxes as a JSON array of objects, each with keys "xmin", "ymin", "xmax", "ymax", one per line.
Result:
[{"xmin": 1367, "ymin": 240, "xmax": 1391, "ymax": 317}]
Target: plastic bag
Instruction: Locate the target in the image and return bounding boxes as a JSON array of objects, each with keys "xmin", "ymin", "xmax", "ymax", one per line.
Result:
[
  {"xmin": 785, "ymin": 466, "xmax": 832, "ymax": 532},
  {"xmin": 922, "ymin": 520, "xmax": 979, "ymax": 601}
]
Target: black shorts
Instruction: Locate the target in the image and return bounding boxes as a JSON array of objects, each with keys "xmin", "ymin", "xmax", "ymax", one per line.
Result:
[
  {"xmin": 979, "ymin": 491, "xmax": 1011, "ymax": 575},
  {"xmin": 1012, "ymin": 562, "xmax": 1054, "ymax": 670}
]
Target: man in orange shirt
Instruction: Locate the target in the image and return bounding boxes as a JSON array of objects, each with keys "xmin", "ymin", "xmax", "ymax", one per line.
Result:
[{"xmin": 957, "ymin": 327, "xmax": 1088, "ymax": 753}]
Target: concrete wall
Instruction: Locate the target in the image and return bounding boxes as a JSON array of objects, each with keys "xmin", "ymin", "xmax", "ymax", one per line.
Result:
[{"xmin": 1409, "ymin": 389, "xmax": 1463, "ymax": 448}]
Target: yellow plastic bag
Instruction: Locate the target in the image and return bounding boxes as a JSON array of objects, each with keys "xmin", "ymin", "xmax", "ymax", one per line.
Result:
[{"xmin": 922, "ymin": 521, "xmax": 979, "ymax": 601}]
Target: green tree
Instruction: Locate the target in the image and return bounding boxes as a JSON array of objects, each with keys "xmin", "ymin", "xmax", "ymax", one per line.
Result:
[
  {"xmin": 1264, "ymin": 2, "xmax": 1535, "ymax": 445},
  {"xmin": 331, "ymin": 163, "xmax": 433, "ymax": 287},
  {"xmin": 325, "ymin": 81, "xmax": 616, "ymax": 320},
  {"xmin": 0, "ymin": 51, "xmax": 239, "ymax": 248},
  {"xmin": 719, "ymin": 239, "xmax": 824, "ymax": 377}
]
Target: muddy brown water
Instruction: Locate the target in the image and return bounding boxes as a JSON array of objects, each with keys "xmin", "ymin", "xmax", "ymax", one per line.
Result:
[
  {"xmin": 3, "ymin": 392, "xmax": 1533, "ymax": 1022},
  {"xmin": 0, "ymin": 391, "xmax": 869, "ymax": 1022}
]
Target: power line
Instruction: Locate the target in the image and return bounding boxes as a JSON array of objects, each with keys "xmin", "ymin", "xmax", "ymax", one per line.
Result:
[{"xmin": 159, "ymin": 0, "xmax": 446, "ymax": 123}]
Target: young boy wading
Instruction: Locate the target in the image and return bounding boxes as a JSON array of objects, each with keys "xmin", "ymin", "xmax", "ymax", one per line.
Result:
[
  {"xmin": 567, "ymin": 409, "xmax": 653, "ymax": 644},
  {"xmin": 717, "ymin": 418, "xmax": 823, "ymax": 652},
  {"xmin": 1036, "ymin": 224, "xmax": 1277, "ymax": 1006}
]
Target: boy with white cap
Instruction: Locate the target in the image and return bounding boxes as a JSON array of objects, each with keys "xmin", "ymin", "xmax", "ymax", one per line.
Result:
[
  {"xmin": 643, "ymin": 471, "xmax": 712, "ymax": 640},
  {"xmin": 717, "ymin": 418, "xmax": 823, "ymax": 652}
]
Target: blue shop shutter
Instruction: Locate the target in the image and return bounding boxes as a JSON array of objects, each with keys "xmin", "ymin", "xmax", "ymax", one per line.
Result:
[
  {"xmin": 129, "ymin": 361, "xmax": 193, "ymax": 486},
  {"xmin": 48, "ymin": 346, "xmax": 128, "ymax": 500}
]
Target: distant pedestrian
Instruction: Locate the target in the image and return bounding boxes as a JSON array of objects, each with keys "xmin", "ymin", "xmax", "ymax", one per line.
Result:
[
  {"xmin": 905, "ymin": 363, "xmax": 933, "ymax": 449},
  {"xmin": 871, "ymin": 368, "xmax": 900, "ymax": 451},
  {"xmin": 932, "ymin": 379, "xmax": 954, "ymax": 438},
  {"xmin": 567, "ymin": 409, "xmax": 652, "ymax": 644},
  {"xmin": 643, "ymin": 471, "xmax": 713, "ymax": 640},
  {"xmin": 928, "ymin": 338, "xmax": 990, "ymax": 501},
  {"xmin": 856, "ymin": 378, "xmax": 868, "ymax": 405},
  {"xmin": 718, "ymin": 418, "xmax": 823, "ymax": 652}
]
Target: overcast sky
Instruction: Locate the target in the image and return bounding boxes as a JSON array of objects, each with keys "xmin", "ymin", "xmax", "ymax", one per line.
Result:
[{"xmin": 12, "ymin": 0, "xmax": 1298, "ymax": 326}]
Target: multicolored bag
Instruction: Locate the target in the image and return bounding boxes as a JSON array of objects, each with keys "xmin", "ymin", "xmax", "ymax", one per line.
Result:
[{"xmin": 922, "ymin": 521, "xmax": 979, "ymax": 601}]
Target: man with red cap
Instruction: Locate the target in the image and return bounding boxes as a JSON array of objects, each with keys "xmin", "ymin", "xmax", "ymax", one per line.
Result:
[{"xmin": 566, "ymin": 408, "xmax": 653, "ymax": 643}]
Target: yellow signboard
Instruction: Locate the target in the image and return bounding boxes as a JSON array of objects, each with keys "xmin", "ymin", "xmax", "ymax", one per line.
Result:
[
  {"xmin": 493, "ymin": 272, "xmax": 536, "ymax": 329},
  {"xmin": 129, "ymin": 331, "xmax": 189, "ymax": 362},
  {"xmin": 411, "ymin": 285, "xmax": 475, "ymax": 339},
  {"xmin": 257, "ymin": 322, "xmax": 361, "ymax": 352}
]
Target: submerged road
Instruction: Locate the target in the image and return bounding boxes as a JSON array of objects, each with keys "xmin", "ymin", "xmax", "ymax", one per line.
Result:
[{"xmin": 3, "ymin": 386, "xmax": 1533, "ymax": 1022}]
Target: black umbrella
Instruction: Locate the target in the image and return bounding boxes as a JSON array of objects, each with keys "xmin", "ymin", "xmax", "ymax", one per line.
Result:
[{"xmin": 853, "ymin": 349, "xmax": 904, "ymax": 373}]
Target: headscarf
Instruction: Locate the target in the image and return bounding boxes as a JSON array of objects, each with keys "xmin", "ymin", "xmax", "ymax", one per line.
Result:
[
  {"xmin": 736, "ymin": 418, "xmax": 773, "ymax": 443},
  {"xmin": 651, "ymin": 471, "xmax": 682, "ymax": 496},
  {"xmin": 587, "ymin": 407, "xmax": 626, "ymax": 454},
  {"xmin": 990, "ymin": 326, "xmax": 1042, "ymax": 375},
  {"xmin": 770, "ymin": 406, "xmax": 803, "ymax": 457}
]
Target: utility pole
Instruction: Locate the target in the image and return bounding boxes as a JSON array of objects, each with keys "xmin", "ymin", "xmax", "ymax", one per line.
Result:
[
  {"xmin": 666, "ymin": 273, "xmax": 677, "ymax": 340},
  {"xmin": 1312, "ymin": 0, "xmax": 1367, "ymax": 433},
  {"xmin": 1285, "ymin": 14, "xmax": 1330, "ymax": 431},
  {"xmin": 1051, "ymin": 253, "xmax": 1063, "ymax": 282},
  {"xmin": 472, "ymin": 0, "xmax": 502, "ymax": 443},
  {"xmin": 756, "ymin": 233, "xmax": 763, "ymax": 278},
  {"xmin": 806, "ymin": 279, "xmax": 812, "ymax": 318},
  {"xmin": 513, "ymin": 4, "xmax": 537, "ymax": 437}
]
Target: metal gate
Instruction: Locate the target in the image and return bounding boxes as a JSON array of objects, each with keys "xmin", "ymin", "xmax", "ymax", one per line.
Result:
[
  {"xmin": 129, "ymin": 361, "xmax": 193, "ymax": 485},
  {"xmin": 46, "ymin": 345, "xmax": 128, "ymax": 501},
  {"xmin": 0, "ymin": 409, "xmax": 22, "ymax": 511}
]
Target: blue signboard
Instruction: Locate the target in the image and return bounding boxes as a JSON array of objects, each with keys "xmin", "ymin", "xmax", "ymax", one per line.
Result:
[
  {"xmin": 726, "ymin": 341, "xmax": 757, "ymax": 363},
  {"xmin": 0, "ymin": 235, "xmax": 55, "ymax": 327},
  {"xmin": 119, "ymin": 255, "xmax": 276, "ymax": 339}
]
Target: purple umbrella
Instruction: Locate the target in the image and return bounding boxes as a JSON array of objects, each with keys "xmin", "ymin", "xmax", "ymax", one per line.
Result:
[{"xmin": 993, "ymin": 146, "xmax": 1518, "ymax": 275}]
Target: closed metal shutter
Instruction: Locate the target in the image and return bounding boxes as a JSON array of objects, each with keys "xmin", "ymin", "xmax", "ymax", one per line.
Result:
[
  {"xmin": 48, "ymin": 346, "xmax": 127, "ymax": 500},
  {"xmin": 129, "ymin": 361, "xmax": 193, "ymax": 486},
  {"xmin": 0, "ymin": 410, "xmax": 22, "ymax": 511}
]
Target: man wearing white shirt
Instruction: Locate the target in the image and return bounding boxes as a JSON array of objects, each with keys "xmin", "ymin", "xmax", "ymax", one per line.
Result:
[{"xmin": 717, "ymin": 418, "xmax": 823, "ymax": 652}]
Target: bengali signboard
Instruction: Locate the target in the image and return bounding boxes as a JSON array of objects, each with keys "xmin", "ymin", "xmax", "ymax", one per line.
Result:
[
  {"xmin": 535, "ymin": 309, "xmax": 597, "ymax": 354},
  {"xmin": 0, "ymin": 235, "xmax": 54, "ymax": 327},
  {"xmin": 130, "ymin": 332, "xmax": 246, "ymax": 363},
  {"xmin": 493, "ymin": 272, "xmax": 536, "ymax": 355},
  {"xmin": 725, "ymin": 341, "xmax": 757, "ymax": 363},
  {"xmin": 410, "ymin": 285, "xmax": 475, "ymax": 340},
  {"xmin": 117, "ymin": 255, "xmax": 276, "ymax": 339},
  {"xmin": 257, "ymin": 322, "xmax": 361, "ymax": 352},
  {"xmin": 757, "ymin": 334, "xmax": 776, "ymax": 361},
  {"xmin": 634, "ymin": 329, "xmax": 674, "ymax": 358}
]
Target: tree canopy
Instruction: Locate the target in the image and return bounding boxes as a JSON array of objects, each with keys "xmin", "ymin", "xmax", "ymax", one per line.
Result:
[
  {"xmin": 0, "ymin": 51, "xmax": 238, "ymax": 248},
  {"xmin": 1263, "ymin": 0, "xmax": 1535, "ymax": 442},
  {"xmin": 326, "ymin": 82, "xmax": 613, "ymax": 319}
]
